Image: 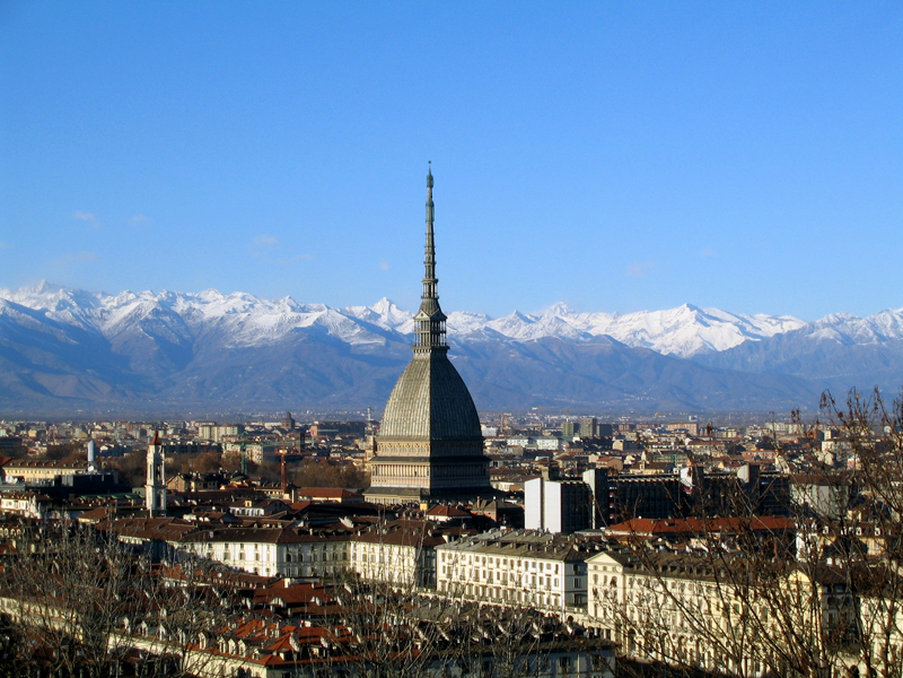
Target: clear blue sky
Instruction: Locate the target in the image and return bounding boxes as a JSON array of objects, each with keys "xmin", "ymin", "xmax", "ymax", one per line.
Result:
[{"xmin": 2, "ymin": 2, "xmax": 901, "ymax": 320}]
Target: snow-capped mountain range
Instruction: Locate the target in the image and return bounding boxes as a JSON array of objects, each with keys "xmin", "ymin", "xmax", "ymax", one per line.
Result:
[
  {"xmin": 0, "ymin": 282, "xmax": 809, "ymax": 357},
  {"xmin": 2, "ymin": 282, "xmax": 902, "ymax": 416}
]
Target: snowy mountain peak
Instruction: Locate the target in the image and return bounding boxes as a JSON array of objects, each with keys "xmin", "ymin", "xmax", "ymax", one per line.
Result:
[
  {"xmin": 800, "ymin": 308, "xmax": 903, "ymax": 346},
  {"xmin": 343, "ymin": 297, "xmax": 411, "ymax": 333},
  {"xmin": 542, "ymin": 302, "xmax": 574, "ymax": 318},
  {"xmin": 815, "ymin": 312, "xmax": 859, "ymax": 326},
  {"xmin": 369, "ymin": 297, "xmax": 395, "ymax": 314},
  {"xmin": 5, "ymin": 282, "xmax": 903, "ymax": 415},
  {"xmin": 4, "ymin": 283, "xmax": 903, "ymax": 359}
]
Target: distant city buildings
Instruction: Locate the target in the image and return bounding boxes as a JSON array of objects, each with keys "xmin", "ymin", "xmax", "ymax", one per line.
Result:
[{"xmin": 0, "ymin": 405, "xmax": 899, "ymax": 677}]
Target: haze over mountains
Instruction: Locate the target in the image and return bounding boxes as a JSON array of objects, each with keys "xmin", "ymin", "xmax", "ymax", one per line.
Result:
[{"xmin": 2, "ymin": 282, "xmax": 902, "ymax": 417}]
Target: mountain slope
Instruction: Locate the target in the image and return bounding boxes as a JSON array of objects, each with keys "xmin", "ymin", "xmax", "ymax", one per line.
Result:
[
  {"xmin": 1, "ymin": 283, "xmax": 901, "ymax": 416},
  {"xmin": 692, "ymin": 309, "xmax": 903, "ymax": 395},
  {"xmin": 461, "ymin": 303, "xmax": 806, "ymax": 357}
]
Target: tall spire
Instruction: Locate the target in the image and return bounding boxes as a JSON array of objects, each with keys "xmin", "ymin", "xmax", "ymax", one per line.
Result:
[
  {"xmin": 423, "ymin": 163, "xmax": 436, "ymax": 301},
  {"xmin": 413, "ymin": 163, "xmax": 447, "ymax": 353}
]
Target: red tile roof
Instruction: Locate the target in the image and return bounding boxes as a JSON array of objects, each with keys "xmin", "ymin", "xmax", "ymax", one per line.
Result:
[{"xmin": 606, "ymin": 515, "xmax": 794, "ymax": 538}]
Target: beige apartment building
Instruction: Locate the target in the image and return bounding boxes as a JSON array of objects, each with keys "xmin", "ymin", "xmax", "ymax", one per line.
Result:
[
  {"xmin": 585, "ymin": 549, "xmax": 865, "ymax": 677},
  {"xmin": 435, "ymin": 529, "xmax": 602, "ymax": 614}
]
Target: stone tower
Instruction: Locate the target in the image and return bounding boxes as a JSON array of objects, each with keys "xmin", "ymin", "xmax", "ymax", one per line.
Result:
[
  {"xmin": 145, "ymin": 431, "xmax": 167, "ymax": 516},
  {"xmin": 366, "ymin": 168, "xmax": 491, "ymax": 503}
]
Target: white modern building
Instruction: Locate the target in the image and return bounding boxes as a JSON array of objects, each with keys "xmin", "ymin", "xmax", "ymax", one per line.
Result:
[{"xmin": 525, "ymin": 471, "xmax": 594, "ymax": 534}]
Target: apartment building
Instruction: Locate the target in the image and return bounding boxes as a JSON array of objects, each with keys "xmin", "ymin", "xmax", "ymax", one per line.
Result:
[
  {"xmin": 2, "ymin": 459, "xmax": 91, "ymax": 482},
  {"xmin": 435, "ymin": 529, "xmax": 603, "ymax": 613},
  {"xmin": 125, "ymin": 518, "xmax": 466, "ymax": 588},
  {"xmin": 347, "ymin": 518, "xmax": 448, "ymax": 588},
  {"xmin": 179, "ymin": 527, "xmax": 350, "ymax": 578},
  {"xmin": 585, "ymin": 549, "xmax": 861, "ymax": 677}
]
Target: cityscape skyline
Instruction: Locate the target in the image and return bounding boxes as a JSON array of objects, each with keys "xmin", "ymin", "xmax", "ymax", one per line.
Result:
[{"xmin": 3, "ymin": 3, "xmax": 902, "ymax": 321}]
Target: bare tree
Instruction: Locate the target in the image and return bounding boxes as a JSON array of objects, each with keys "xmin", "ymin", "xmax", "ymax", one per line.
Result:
[
  {"xmin": 589, "ymin": 388, "xmax": 903, "ymax": 678},
  {"xmin": 817, "ymin": 388, "xmax": 903, "ymax": 678},
  {"xmin": 0, "ymin": 519, "xmax": 137, "ymax": 677},
  {"xmin": 0, "ymin": 517, "xmax": 243, "ymax": 677},
  {"xmin": 120, "ymin": 557, "xmax": 242, "ymax": 677}
]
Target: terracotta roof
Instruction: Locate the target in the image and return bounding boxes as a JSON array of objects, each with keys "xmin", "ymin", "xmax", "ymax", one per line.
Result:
[
  {"xmin": 2, "ymin": 459, "xmax": 89, "ymax": 469},
  {"xmin": 606, "ymin": 516, "xmax": 794, "ymax": 537},
  {"xmin": 100, "ymin": 516, "xmax": 196, "ymax": 541},
  {"xmin": 294, "ymin": 488, "xmax": 362, "ymax": 500},
  {"xmin": 253, "ymin": 580, "xmax": 336, "ymax": 608},
  {"xmin": 77, "ymin": 506, "xmax": 114, "ymax": 523},
  {"xmin": 425, "ymin": 504, "xmax": 471, "ymax": 517},
  {"xmin": 179, "ymin": 526, "xmax": 350, "ymax": 545}
]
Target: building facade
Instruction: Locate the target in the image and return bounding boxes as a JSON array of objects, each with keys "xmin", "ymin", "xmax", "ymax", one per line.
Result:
[{"xmin": 435, "ymin": 529, "xmax": 600, "ymax": 613}]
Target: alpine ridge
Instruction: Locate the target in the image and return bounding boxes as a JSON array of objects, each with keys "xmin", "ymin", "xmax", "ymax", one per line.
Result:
[{"xmin": 2, "ymin": 282, "xmax": 902, "ymax": 416}]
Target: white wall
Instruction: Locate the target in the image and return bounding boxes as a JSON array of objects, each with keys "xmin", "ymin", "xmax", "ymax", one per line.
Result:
[{"xmin": 524, "ymin": 477, "xmax": 544, "ymax": 530}]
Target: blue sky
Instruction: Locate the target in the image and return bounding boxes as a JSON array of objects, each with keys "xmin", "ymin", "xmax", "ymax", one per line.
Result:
[{"xmin": 2, "ymin": 2, "xmax": 901, "ymax": 321}]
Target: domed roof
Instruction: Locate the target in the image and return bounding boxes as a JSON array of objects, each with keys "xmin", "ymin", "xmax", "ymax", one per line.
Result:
[{"xmin": 379, "ymin": 353, "xmax": 482, "ymax": 441}]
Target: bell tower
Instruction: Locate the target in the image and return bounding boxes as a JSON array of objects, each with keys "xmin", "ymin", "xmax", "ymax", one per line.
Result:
[{"xmin": 145, "ymin": 431, "xmax": 167, "ymax": 516}]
